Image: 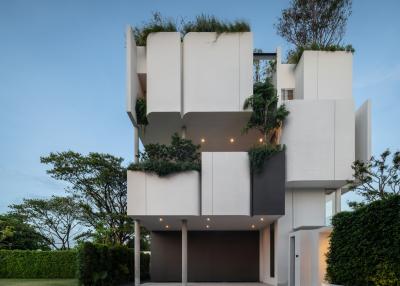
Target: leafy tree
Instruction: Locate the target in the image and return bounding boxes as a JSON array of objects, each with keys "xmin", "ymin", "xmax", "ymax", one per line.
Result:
[
  {"xmin": 243, "ymin": 80, "xmax": 289, "ymax": 172},
  {"xmin": 0, "ymin": 213, "xmax": 49, "ymax": 250},
  {"xmin": 348, "ymin": 150, "xmax": 400, "ymax": 208},
  {"xmin": 243, "ymin": 80, "xmax": 289, "ymax": 145},
  {"xmin": 40, "ymin": 152, "xmax": 133, "ymax": 245},
  {"xmin": 10, "ymin": 196, "xmax": 82, "ymax": 250},
  {"xmin": 275, "ymin": 0, "xmax": 352, "ymax": 49}
]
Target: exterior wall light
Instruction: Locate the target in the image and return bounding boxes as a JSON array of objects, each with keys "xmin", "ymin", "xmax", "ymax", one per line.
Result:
[
  {"xmin": 159, "ymin": 218, "xmax": 163, "ymax": 222},
  {"xmin": 260, "ymin": 217, "xmax": 264, "ymax": 221},
  {"xmin": 251, "ymin": 224, "xmax": 255, "ymax": 229},
  {"xmin": 206, "ymin": 217, "xmax": 211, "ymax": 221},
  {"xmin": 201, "ymin": 138, "xmax": 206, "ymax": 143},
  {"xmin": 259, "ymin": 138, "xmax": 263, "ymax": 143},
  {"xmin": 165, "ymin": 225, "xmax": 169, "ymax": 229},
  {"xmin": 230, "ymin": 138, "xmax": 235, "ymax": 143},
  {"xmin": 206, "ymin": 225, "xmax": 210, "ymax": 229}
]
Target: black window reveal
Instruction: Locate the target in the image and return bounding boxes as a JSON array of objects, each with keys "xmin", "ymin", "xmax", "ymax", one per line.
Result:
[{"xmin": 270, "ymin": 223, "xmax": 275, "ymax": 277}]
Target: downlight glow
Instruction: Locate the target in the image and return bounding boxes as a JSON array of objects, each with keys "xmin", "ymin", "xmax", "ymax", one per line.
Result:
[{"xmin": 159, "ymin": 218, "xmax": 163, "ymax": 222}]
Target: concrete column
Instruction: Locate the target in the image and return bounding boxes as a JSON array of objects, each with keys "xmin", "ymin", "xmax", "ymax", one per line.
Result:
[
  {"xmin": 334, "ymin": 189, "xmax": 342, "ymax": 214},
  {"xmin": 134, "ymin": 220, "xmax": 141, "ymax": 286},
  {"xmin": 181, "ymin": 219, "xmax": 188, "ymax": 286},
  {"xmin": 134, "ymin": 126, "xmax": 139, "ymax": 163}
]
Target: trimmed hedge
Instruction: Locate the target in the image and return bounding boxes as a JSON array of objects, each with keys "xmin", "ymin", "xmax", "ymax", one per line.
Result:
[
  {"xmin": 0, "ymin": 250, "xmax": 77, "ymax": 278},
  {"xmin": 326, "ymin": 195, "xmax": 400, "ymax": 286},
  {"xmin": 78, "ymin": 242, "xmax": 150, "ymax": 286}
]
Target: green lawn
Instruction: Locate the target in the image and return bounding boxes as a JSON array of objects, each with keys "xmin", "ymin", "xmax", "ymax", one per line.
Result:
[{"xmin": 0, "ymin": 279, "xmax": 78, "ymax": 286}]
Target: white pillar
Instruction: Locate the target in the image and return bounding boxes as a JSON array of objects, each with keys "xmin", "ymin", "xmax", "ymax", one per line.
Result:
[
  {"xmin": 134, "ymin": 220, "xmax": 141, "ymax": 286},
  {"xmin": 334, "ymin": 189, "xmax": 342, "ymax": 213},
  {"xmin": 134, "ymin": 126, "xmax": 140, "ymax": 163},
  {"xmin": 182, "ymin": 219, "xmax": 188, "ymax": 286}
]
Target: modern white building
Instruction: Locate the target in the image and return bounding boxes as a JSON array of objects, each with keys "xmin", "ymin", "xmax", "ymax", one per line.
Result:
[{"xmin": 126, "ymin": 27, "xmax": 371, "ymax": 286}]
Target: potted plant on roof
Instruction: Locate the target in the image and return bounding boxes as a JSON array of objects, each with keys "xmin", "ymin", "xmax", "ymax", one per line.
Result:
[{"xmin": 243, "ymin": 78, "xmax": 289, "ymax": 215}]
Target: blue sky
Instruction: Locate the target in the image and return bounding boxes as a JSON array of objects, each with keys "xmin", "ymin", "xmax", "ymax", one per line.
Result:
[{"xmin": 0, "ymin": 0, "xmax": 399, "ymax": 212}]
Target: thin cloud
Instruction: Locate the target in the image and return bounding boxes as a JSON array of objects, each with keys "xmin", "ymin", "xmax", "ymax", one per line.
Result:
[{"xmin": 354, "ymin": 64, "xmax": 400, "ymax": 89}]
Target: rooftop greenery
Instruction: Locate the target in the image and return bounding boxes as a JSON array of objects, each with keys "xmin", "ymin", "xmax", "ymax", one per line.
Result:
[
  {"xmin": 134, "ymin": 12, "xmax": 250, "ymax": 46},
  {"xmin": 134, "ymin": 13, "xmax": 177, "ymax": 46},
  {"xmin": 287, "ymin": 43, "xmax": 355, "ymax": 64},
  {"xmin": 182, "ymin": 14, "xmax": 250, "ymax": 35}
]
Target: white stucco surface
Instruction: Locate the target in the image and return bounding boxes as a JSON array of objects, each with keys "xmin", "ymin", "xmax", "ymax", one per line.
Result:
[
  {"xmin": 201, "ymin": 152, "xmax": 251, "ymax": 215},
  {"xmin": 293, "ymin": 189, "xmax": 325, "ymax": 229},
  {"xmin": 289, "ymin": 228, "xmax": 332, "ymax": 286},
  {"xmin": 295, "ymin": 51, "xmax": 352, "ymax": 101},
  {"xmin": 183, "ymin": 32, "xmax": 252, "ymax": 114},
  {"xmin": 147, "ymin": 32, "xmax": 181, "ymax": 114},
  {"xmin": 136, "ymin": 46, "xmax": 146, "ymax": 73},
  {"xmin": 126, "ymin": 26, "xmax": 139, "ymax": 125},
  {"xmin": 355, "ymin": 100, "xmax": 372, "ymax": 162},
  {"xmin": 282, "ymin": 99, "xmax": 354, "ymax": 187},
  {"xmin": 127, "ymin": 170, "xmax": 200, "ymax": 216}
]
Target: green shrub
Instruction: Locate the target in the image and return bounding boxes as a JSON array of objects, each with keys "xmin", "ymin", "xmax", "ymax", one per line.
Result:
[
  {"xmin": 248, "ymin": 144, "xmax": 285, "ymax": 173},
  {"xmin": 77, "ymin": 242, "xmax": 150, "ymax": 286},
  {"xmin": 0, "ymin": 250, "xmax": 77, "ymax": 278},
  {"xmin": 288, "ymin": 43, "xmax": 355, "ymax": 64},
  {"xmin": 182, "ymin": 14, "xmax": 250, "ymax": 35},
  {"xmin": 326, "ymin": 195, "xmax": 400, "ymax": 286},
  {"xmin": 134, "ymin": 13, "xmax": 251, "ymax": 46},
  {"xmin": 135, "ymin": 97, "xmax": 148, "ymax": 127},
  {"xmin": 134, "ymin": 12, "xmax": 177, "ymax": 46},
  {"xmin": 128, "ymin": 133, "xmax": 200, "ymax": 176}
]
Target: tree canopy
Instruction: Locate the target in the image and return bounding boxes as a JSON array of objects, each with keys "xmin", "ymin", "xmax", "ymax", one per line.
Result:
[
  {"xmin": 0, "ymin": 213, "xmax": 50, "ymax": 250},
  {"xmin": 348, "ymin": 149, "xmax": 400, "ymax": 208},
  {"xmin": 10, "ymin": 196, "xmax": 82, "ymax": 250},
  {"xmin": 275, "ymin": 0, "xmax": 352, "ymax": 49},
  {"xmin": 40, "ymin": 151, "xmax": 133, "ymax": 245}
]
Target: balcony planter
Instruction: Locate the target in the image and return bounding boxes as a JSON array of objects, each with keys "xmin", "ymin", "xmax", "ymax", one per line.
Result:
[
  {"xmin": 127, "ymin": 170, "xmax": 200, "ymax": 216},
  {"xmin": 251, "ymin": 150, "xmax": 286, "ymax": 215}
]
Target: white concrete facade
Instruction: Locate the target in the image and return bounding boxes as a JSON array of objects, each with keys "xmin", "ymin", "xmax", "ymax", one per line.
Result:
[
  {"xmin": 127, "ymin": 171, "xmax": 200, "ymax": 216},
  {"xmin": 201, "ymin": 152, "xmax": 251, "ymax": 215},
  {"xmin": 125, "ymin": 28, "xmax": 371, "ymax": 286}
]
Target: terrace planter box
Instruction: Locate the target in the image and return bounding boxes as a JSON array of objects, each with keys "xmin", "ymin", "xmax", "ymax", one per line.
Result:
[
  {"xmin": 127, "ymin": 170, "xmax": 200, "ymax": 216},
  {"xmin": 251, "ymin": 150, "xmax": 286, "ymax": 215}
]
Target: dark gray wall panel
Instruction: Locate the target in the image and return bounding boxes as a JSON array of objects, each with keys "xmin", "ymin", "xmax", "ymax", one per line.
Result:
[
  {"xmin": 150, "ymin": 231, "xmax": 259, "ymax": 282},
  {"xmin": 252, "ymin": 151, "xmax": 286, "ymax": 215},
  {"xmin": 151, "ymin": 231, "xmax": 182, "ymax": 282}
]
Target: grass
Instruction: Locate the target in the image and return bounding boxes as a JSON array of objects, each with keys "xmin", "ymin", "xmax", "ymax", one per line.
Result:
[{"xmin": 0, "ymin": 279, "xmax": 78, "ymax": 286}]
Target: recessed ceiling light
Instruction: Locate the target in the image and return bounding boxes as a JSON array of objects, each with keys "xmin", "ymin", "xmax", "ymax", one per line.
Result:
[
  {"xmin": 206, "ymin": 225, "xmax": 210, "ymax": 229},
  {"xmin": 251, "ymin": 224, "xmax": 255, "ymax": 229},
  {"xmin": 206, "ymin": 217, "xmax": 211, "ymax": 221},
  {"xmin": 230, "ymin": 138, "xmax": 235, "ymax": 143},
  {"xmin": 201, "ymin": 138, "xmax": 206, "ymax": 143},
  {"xmin": 159, "ymin": 218, "xmax": 163, "ymax": 222},
  {"xmin": 260, "ymin": 217, "xmax": 264, "ymax": 222},
  {"xmin": 165, "ymin": 225, "xmax": 169, "ymax": 229}
]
